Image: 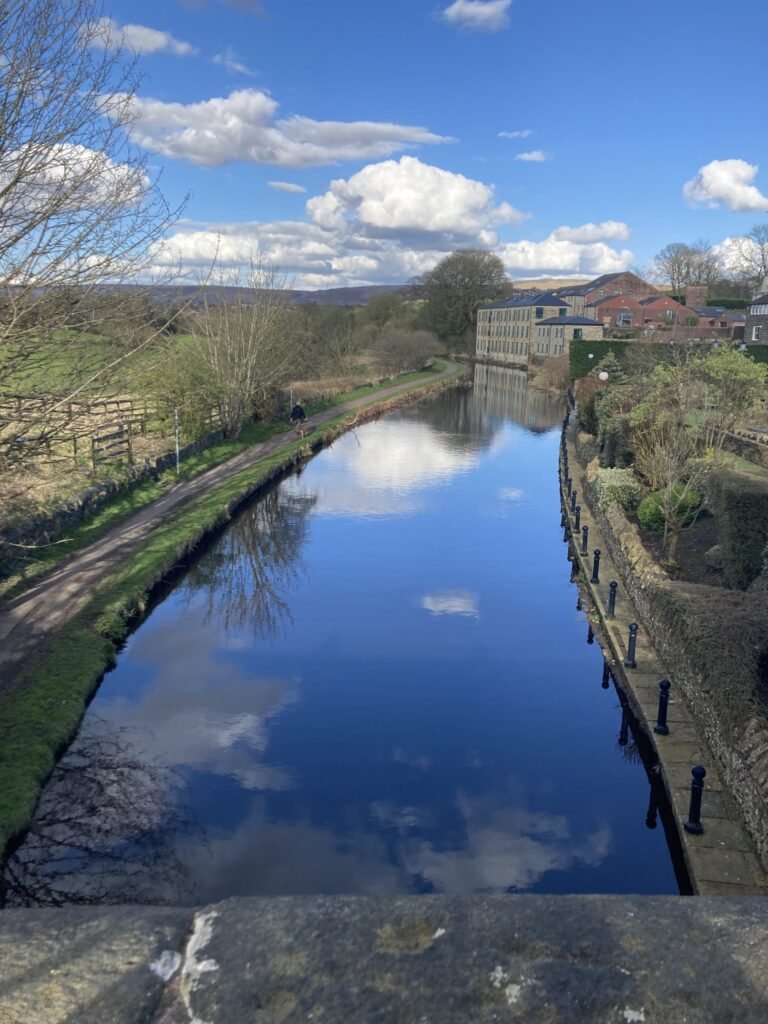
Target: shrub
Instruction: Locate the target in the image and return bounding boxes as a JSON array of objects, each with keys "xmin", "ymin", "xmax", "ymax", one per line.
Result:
[
  {"xmin": 708, "ymin": 468, "xmax": 768, "ymax": 589},
  {"xmin": 595, "ymin": 468, "xmax": 642, "ymax": 512},
  {"xmin": 637, "ymin": 485, "xmax": 701, "ymax": 534},
  {"xmin": 600, "ymin": 413, "xmax": 633, "ymax": 468}
]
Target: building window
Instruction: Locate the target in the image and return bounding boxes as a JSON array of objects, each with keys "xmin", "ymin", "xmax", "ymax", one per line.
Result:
[
  {"xmin": 752, "ymin": 326, "xmax": 762, "ymax": 342},
  {"xmin": 574, "ymin": 329, "xmax": 582, "ymax": 340},
  {"xmin": 535, "ymin": 307, "xmax": 544, "ymax": 319},
  {"xmin": 558, "ymin": 308, "xmax": 566, "ymax": 317}
]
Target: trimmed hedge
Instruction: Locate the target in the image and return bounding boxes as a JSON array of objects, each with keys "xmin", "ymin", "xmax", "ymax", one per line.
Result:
[
  {"xmin": 570, "ymin": 341, "xmax": 768, "ymax": 378},
  {"xmin": 746, "ymin": 345, "xmax": 768, "ymax": 365},
  {"xmin": 570, "ymin": 341, "xmax": 631, "ymax": 379},
  {"xmin": 708, "ymin": 468, "xmax": 768, "ymax": 589}
]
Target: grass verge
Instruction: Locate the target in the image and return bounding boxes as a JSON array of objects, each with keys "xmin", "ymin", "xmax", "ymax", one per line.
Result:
[{"xmin": 0, "ymin": 365, "xmax": 465, "ymax": 860}]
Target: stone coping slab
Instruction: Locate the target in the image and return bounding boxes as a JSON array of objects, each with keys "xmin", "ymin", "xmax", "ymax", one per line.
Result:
[{"xmin": 2, "ymin": 896, "xmax": 768, "ymax": 1023}]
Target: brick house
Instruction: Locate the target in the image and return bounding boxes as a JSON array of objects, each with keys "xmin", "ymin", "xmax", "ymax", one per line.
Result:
[
  {"xmin": 475, "ymin": 292, "xmax": 569, "ymax": 364},
  {"xmin": 637, "ymin": 294, "xmax": 692, "ymax": 327},
  {"xmin": 586, "ymin": 293, "xmax": 645, "ymax": 328},
  {"xmin": 533, "ymin": 316, "xmax": 604, "ymax": 357},
  {"xmin": 689, "ymin": 306, "xmax": 747, "ymax": 339}
]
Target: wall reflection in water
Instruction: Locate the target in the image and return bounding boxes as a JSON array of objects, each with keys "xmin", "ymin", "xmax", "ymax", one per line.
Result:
[{"xmin": 3, "ymin": 366, "xmax": 684, "ymax": 903}]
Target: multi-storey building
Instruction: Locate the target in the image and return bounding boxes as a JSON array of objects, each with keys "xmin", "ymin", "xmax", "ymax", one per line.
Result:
[
  {"xmin": 533, "ymin": 316, "xmax": 604, "ymax": 357},
  {"xmin": 475, "ymin": 292, "xmax": 570, "ymax": 364},
  {"xmin": 745, "ymin": 284, "xmax": 768, "ymax": 343}
]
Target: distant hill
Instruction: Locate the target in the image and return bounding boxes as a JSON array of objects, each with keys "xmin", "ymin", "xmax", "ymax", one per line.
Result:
[
  {"xmin": 511, "ymin": 277, "xmax": 588, "ymax": 291},
  {"xmin": 128, "ymin": 283, "xmax": 409, "ymax": 308}
]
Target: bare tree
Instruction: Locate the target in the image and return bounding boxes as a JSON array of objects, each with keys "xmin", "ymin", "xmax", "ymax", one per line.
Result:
[
  {"xmin": 0, "ymin": 0, "xmax": 184, "ymax": 473},
  {"xmin": 652, "ymin": 240, "xmax": 721, "ymax": 294},
  {"xmin": 371, "ymin": 327, "xmax": 444, "ymax": 376},
  {"xmin": 730, "ymin": 224, "xmax": 768, "ymax": 288},
  {"xmin": 184, "ymin": 262, "xmax": 303, "ymax": 437}
]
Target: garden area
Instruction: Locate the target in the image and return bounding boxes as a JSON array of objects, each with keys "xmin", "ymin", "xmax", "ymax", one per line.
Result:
[{"xmin": 576, "ymin": 345, "xmax": 768, "ymax": 593}]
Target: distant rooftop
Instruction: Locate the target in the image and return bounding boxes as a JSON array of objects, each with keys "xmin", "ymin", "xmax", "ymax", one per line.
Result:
[
  {"xmin": 479, "ymin": 291, "xmax": 569, "ymax": 310},
  {"xmin": 537, "ymin": 316, "xmax": 604, "ymax": 326}
]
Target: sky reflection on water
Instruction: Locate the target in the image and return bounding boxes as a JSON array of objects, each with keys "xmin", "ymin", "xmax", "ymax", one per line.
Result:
[{"xmin": 4, "ymin": 367, "xmax": 684, "ymax": 905}]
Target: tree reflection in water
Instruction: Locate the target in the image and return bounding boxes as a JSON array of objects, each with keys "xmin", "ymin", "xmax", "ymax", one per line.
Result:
[
  {"xmin": 2, "ymin": 718, "xmax": 198, "ymax": 907},
  {"xmin": 184, "ymin": 489, "xmax": 317, "ymax": 638}
]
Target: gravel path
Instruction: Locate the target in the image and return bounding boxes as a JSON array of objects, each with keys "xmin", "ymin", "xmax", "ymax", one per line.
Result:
[{"xmin": 0, "ymin": 364, "xmax": 459, "ymax": 690}]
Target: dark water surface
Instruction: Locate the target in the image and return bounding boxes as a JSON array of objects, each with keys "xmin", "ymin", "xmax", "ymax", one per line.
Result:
[{"xmin": 4, "ymin": 365, "xmax": 687, "ymax": 905}]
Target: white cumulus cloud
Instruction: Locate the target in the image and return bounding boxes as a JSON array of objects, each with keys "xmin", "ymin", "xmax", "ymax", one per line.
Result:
[
  {"xmin": 118, "ymin": 88, "xmax": 450, "ymax": 168},
  {"xmin": 442, "ymin": 0, "xmax": 512, "ymax": 31},
  {"xmin": 552, "ymin": 221, "xmax": 630, "ymax": 243},
  {"xmin": 515, "ymin": 150, "xmax": 548, "ymax": 162},
  {"xmin": 498, "ymin": 229, "xmax": 633, "ymax": 277},
  {"xmin": 498, "ymin": 129, "xmax": 533, "ymax": 139},
  {"xmin": 90, "ymin": 17, "xmax": 197, "ymax": 55},
  {"xmin": 307, "ymin": 156, "xmax": 528, "ymax": 239},
  {"xmin": 683, "ymin": 159, "xmax": 768, "ymax": 213},
  {"xmin": 268, "ymin": 181, "xmax": 307, "ymax": 193}
]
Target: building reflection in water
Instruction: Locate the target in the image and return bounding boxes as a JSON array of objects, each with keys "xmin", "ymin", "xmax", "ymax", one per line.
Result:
[{"xmin": 472, "ymin": 363, "xmax": 565, "ymax": 432}]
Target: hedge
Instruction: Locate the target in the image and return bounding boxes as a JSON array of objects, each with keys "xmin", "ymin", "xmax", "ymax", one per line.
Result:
[
  {"xmin": 569, "ymin": 341, "xmax": 631, "ymax": 379},
  {"xmin": 708, "ymin": 468, "xmax": 768, "ymax": 589},
  {"xmin": 746, "ymin": 345, "xmax": 768, "ymax": 365},
  {"xmin": 570, "ymin": 341, "xmax": 768, "ymax": 378}
]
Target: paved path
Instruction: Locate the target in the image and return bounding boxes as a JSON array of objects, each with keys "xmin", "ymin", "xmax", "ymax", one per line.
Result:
[
  {"xmin": 0, "ymin": 364, "xmax": 460, "ymax": 692},
  {"xmin": 563, "ymin": 418, "xmax": 768, "ymax": 896}
]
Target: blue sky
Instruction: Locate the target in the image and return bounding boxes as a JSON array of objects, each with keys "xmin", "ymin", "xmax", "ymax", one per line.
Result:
[{"xmin": 100, "ymin": 0, "xmax": 768, "ymax": 288}]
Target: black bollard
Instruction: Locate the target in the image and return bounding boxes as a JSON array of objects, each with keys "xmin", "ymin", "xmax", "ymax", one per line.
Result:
[
  {"xmin": 576, "ymin": 594, "xmax": 582, "ymax": 611},
  {"xmin": 624, "ymin": 622, "xmax": 638, "ymax": 668},
  {"xmin": 587, "ymin": 623, "xmax": 594, "ymax": 645},
  {"xmin": 590, "ymin": 548, "xmax": 601, "ymax": 583},
  {"xmin": 683, "ymin": 765, "xmax": 706, "ymax": 835},
  {"xmin": 606, "ymin": 580, "xmax": 618, "ymax": 618},
  {"xmin": 601, "ymin": 662, "xmax": 611, "ymax": 689},
  {"xmin": 581, "ymin": 524, "xmax": 589, "ymax": 555},
  {"xmin": 561, "ymin": 511, "xmax": 566, "ymax": 528},
  {"xmin": 563, "ymin": 521, "xmax": 570, "ymax": 542},
  {"xmin": 574, "ymin": 505, "xmax": 581, "ymax": 531},
  {"xmin": 570, "ymin": 489, "xmax": 577, "ymax": 514},
  {"xmin": 566, "ymin": 476, "xmax": 572, "ymax": 495},
  {"xmin": 654, "ymin": 679, "xmax": 671, "ymax": 736}
]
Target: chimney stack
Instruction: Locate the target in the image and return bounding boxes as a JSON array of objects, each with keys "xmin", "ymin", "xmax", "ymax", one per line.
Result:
[{"xmin": 685, "ymin": 285, "xmax": 708, "ymax": 308}]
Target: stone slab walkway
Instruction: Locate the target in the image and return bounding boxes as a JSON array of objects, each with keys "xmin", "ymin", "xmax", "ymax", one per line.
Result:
[
  {"xmin": 2, "ymin": 895, "xmax": 768, "ymax": 1023},
  {"xmin": 563, "ymin": 418, "xmax": 768, "ymax": 896},
  {"xmin": 0, "ymin": 364, "xmax": 461, "ymax": 693}
]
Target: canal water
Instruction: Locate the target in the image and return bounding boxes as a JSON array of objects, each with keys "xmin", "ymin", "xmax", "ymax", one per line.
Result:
[{"xmin": 3, "ymin": 365, "xmax": 688, "ymax": 906}]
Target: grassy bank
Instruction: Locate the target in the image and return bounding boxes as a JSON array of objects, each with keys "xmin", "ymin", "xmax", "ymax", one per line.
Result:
[{"xmin": 0, "ymin": 365, "xmax": 465, "ymax": 860}]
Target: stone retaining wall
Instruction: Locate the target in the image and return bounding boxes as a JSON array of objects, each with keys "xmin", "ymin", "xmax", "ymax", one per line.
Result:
[{"xmin": 575, "ymin": 434, "xmax": 768, "ymax": 867}]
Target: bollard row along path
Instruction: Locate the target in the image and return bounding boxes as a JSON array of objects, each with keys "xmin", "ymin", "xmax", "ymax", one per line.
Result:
[{"xmin": 561, "ymin": 408, "xmax": 768, "ymax": 896}]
